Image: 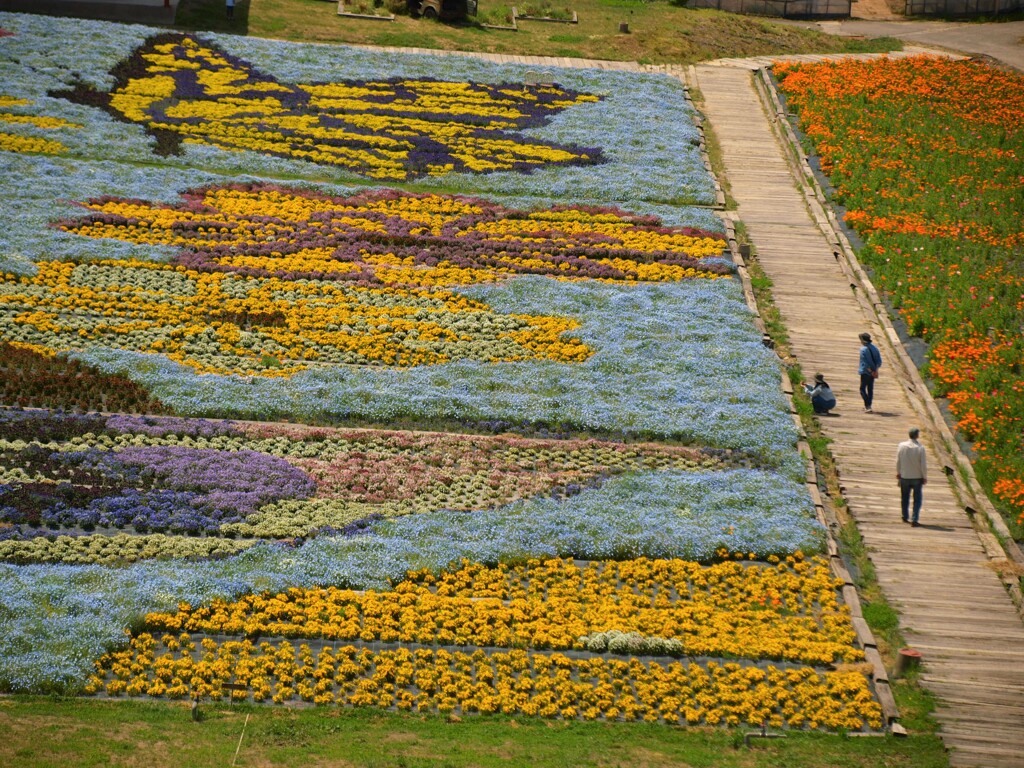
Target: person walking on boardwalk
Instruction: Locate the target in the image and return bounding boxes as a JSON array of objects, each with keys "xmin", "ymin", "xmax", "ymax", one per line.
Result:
[
  {"xmin": 858, "ymin": 332, "xmax": 882, "ymax": 412},
  {"xmin": 897, "ymin": 427, "xmax": 927, "ymax": 526}
]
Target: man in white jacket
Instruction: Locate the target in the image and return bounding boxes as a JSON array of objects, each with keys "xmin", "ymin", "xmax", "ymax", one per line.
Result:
[{"xmin": 896, "ymin": 427, "xmax": 927, "ymax": 527}]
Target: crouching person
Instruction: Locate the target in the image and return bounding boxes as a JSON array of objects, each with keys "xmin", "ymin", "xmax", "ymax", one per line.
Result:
[{"xmin": 804, "ymin": 373, "xmax": 836, "ymax": 415}]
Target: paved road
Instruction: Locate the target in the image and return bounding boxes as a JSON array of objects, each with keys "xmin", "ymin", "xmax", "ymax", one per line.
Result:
[{"xmin": 783, "ymin": 18, "xmax": 1024, "ymax": 72}]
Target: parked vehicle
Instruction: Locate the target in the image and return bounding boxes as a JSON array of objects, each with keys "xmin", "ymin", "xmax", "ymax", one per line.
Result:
[{"xmin": 407, "ymin": 0, "xmax": 476, "ymax": 19}]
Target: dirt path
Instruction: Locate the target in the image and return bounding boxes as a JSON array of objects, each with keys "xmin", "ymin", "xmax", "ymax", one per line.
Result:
[{"xmin": 850, "ymin": 0, "xmax": 899, "ymax": 20}]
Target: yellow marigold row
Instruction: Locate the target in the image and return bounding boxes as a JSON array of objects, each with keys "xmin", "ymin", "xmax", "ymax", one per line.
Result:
[
  {"xmin": 86, "ymin": 636, "xmax": 881, "ymax": 730},
  {"xmin": 144, "ymin": 556, "xmax": 860, "ymax": 665},
  {"xmin": 0, "ymin": 131, "xmax": 67, "ymax": 155},
  {"xmin": 0, "ymin": 112, "xmax": 82, "ymax": 129}
]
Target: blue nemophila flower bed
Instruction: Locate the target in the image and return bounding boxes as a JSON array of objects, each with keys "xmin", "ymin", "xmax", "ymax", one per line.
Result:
[
  {"xmin": 69, "ymin": 278, "xmax": 798, "ymax": 472},
  {"xmin": 0, "ymin": 467, "xmax": 821, "ymax": 692},
  {"xmin": 0, "ymin": 12, "xmax": 714, "ymax": 207}
]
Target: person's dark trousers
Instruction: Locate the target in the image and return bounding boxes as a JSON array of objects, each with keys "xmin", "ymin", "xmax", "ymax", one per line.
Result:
[
  {"xmin": 812, "ymin": 396, "xmax": 834, "ymax": 414},
  {"xmin": 859, "ymin": 373, "xmax": 874, "ymax": 409},
  {"xmin": 900, "ymin": 478, "xmax": 924, "ymax": 524}
]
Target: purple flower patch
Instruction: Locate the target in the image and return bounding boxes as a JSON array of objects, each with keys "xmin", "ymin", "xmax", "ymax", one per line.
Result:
[
  {"xmin": 1, "ymin": 445, "xmax": 315, "ymax": 535},
  {"xmin": 105, "ymin": 415, "xmax": 241, "ymax": 439}
]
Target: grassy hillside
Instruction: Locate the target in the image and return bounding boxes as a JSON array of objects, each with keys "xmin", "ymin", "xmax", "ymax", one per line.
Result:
[{"xmin": 175, "ymin": 0, "xmax": 901, "ymax": 63}]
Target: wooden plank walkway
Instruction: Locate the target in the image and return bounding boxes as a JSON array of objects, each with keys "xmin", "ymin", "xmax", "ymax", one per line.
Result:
[{"xmin": 693, "ymin": 62, "xmax": 1024, "ymax": 767}]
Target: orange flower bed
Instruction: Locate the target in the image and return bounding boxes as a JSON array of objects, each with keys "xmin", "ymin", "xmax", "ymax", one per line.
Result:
[{"xmin": 776, "ymin": 56, "xmax": 1024, "ymax": 528}]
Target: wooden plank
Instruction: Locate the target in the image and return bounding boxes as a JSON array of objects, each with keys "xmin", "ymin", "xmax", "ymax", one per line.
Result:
[
  {"xmin": 841, "ymin": 585, "xmax": 861, "ymax": 617},
  {"xmin": 851, "ymin": 616, "xmax": 876, "ymax": 649},
  {"xmin": 863, "ymin": 647, "xmax": 888, "ymax": 683}
]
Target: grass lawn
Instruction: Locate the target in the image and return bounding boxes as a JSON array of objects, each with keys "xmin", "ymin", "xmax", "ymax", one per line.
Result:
[
  {"xmin": 0, "ymin": 694, "xmax": 948, "ymax": 768},
  {"xmin": 173, "ymin": 0, "xmax": 901, "ymax": 63}
]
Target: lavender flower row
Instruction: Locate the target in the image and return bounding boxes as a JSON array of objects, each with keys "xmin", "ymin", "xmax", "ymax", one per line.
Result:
[
  {"xmin": 1, "ymin": 446, "xmax": 316, "ymax": 535},
  {"xmin": 40, "ymin": 490, "xmax": 240, "ymax": 535},
  {"xmin": 104, "ymin": 415, "xmax": 240, "ymax": 438}
]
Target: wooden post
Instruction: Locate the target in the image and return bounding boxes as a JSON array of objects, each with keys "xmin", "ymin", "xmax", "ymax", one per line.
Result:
[{"xmin": 895, "ymin": 647, "xmax": 922, "ymax": 677}]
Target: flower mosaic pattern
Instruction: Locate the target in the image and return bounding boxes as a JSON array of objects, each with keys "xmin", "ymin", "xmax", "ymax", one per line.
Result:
[
  {"xmin": 0, "ymin": 13, "xmax": 715, "ymax": 206},
  {"xmin": 0, "ymin": 259, "xmax": 589, "ymax": 375},
  {"xmin": 0, "ymin": 94, "xmax": 81, "ymax": 155},
  {"xmin": 53, "ymin": 33, "xmax": 604, "ymax": 181},
  {"xmin": 0, "ymin": 11, "xmax": 879, "ymax": 732},
  {"xmin": 59, "ymin": 185, "xmax": 729, "ymax": 286},
  {"xmin": 0, "ymin": 408, "xmax": 732, "ymax": 562},
  {"xmin": 1, "ymin": 185, "xmax": 729, "ymax": 376}
]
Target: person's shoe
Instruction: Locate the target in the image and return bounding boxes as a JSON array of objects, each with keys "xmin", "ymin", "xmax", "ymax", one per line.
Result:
[
  {"xmin": 864, "ymin": 407, "xmax": 873, "ymax": 413},
  {"xmin": 902, "ymin": 517, "xmax": 909, "ymax": 523},
  {"xmin": 911, "ymin": 521, "xmax": 920, "ymax": 527}
]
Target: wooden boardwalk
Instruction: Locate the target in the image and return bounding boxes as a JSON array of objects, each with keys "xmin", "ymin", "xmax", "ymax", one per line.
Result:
[{"xmin": 693, "ymin": 62, "xmax": 1024, "ymax": 767}]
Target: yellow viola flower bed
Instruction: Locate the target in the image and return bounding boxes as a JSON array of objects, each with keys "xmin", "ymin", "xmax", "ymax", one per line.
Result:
[
  {"xmin": 0, "ymin": 132, "xmax": 66, "ymax": 154},
  {"xmin": 143, "ymin": 555, "xmax": 861, "ymax": 666},
  {"xmin": 0, "ymin": 259, "xmax": 589, "ymax": 375},
  {"xmin": 56, "ymin": 33, "xmax": 604, "ymax": 181},
  {"xmin": 85, "ymin": 635, "xmax": 882, "ymax": 730},
  {"xmin": 0, "ymin": 94, "xmax": 81, "ymax": 155},
  {"xmin": 59, "ymin": 185, "xmax": 730, "ymax": 287}
]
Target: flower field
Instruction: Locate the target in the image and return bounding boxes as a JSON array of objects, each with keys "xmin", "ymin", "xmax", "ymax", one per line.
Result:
[
  {"xmin": 56, "ymin": 33, "xmax": 605, "ymax": 181},
  {"xmin": 775, "ymin": 56, "xmax": 1024, "ymax": 529},
  {"xmin": 0, "ymin": 11, "xmax": 881, "ymax": 732}
]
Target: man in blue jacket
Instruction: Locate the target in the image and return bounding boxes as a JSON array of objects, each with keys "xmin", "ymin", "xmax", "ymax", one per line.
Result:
[{"xmin": 858, "ymin": 332, "xmax": 882, "ymax": 413}]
